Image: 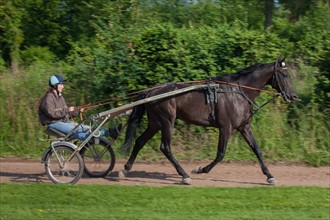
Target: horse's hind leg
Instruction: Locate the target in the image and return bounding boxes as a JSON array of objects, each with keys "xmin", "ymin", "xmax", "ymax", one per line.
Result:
[
  {"xmin": 160, "ymin": 117, "xmax": 191, "ymax": 185},
  {"xmin": 159, "ymin": 126, "xmax": 192, "ymax": 185},
  {"xmin": 119, "ymin": 124, "xmax": 159, "ymax": 178},
  {"xmin": 238, "ymin": 124, "xmax": 277, "ymax": 185}
]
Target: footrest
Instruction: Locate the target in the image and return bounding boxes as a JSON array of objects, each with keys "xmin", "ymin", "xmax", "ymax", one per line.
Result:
[{"xmin": 45, "ymin": 127, "xmax": 66, "ymax": 137}]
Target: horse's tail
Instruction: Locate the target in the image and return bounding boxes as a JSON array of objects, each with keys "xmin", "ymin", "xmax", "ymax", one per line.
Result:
[{"xmin": 120, "ymin": 101, "xmax": 146, "ymax": 154}]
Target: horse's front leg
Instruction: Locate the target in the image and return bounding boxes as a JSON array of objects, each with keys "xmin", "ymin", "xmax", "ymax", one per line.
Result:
[
  {"xmin": 192, "ymin": 128, "xmax": 231, "ymax": 174},
  {"xmin": 238, "ymin": 124, "xmax": 277, "ymax": 185}
]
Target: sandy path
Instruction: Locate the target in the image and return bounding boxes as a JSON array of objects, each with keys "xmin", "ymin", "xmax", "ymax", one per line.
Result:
[{"xmin": 1, "ymin": 157, "xmax": 329, "ymax": 187}]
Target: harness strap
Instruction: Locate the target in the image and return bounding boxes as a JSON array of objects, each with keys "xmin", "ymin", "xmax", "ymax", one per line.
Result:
[
  {"xmin": 215, "ymin": 83, "xmax": 279, "ymax": 125},
  {"xmin": 237, "ymin": 85, "xmax": 260, "ymax": 109},
  {"xmin": 206, "ymin": 80, "xmax": 219, "ymax": 126},
  {"xmin": 242, "ymin": 95, "xmax": 279, "ymax": 125}
]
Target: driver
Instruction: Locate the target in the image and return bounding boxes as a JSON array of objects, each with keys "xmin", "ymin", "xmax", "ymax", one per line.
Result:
[{"xmin": 37, "ymin": 74, "xmax": 121, "ymax": 140}]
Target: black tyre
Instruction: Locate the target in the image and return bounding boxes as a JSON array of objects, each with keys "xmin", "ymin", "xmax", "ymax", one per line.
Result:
[
  {"xmin": 80, "ymin": 137, "xmax": 115, "ymax": 178},
  {"xmin": 44, "ymin": 145, "xmax": 84, "ymax": 184}
]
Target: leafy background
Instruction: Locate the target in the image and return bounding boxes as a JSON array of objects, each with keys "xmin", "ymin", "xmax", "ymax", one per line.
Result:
[{"xmin": 0, "ymin": 0, "xmax": 329, "ymax": 166}]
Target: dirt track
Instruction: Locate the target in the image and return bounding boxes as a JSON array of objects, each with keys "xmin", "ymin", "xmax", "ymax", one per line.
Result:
[{"xmin": 0, "ymin": 157, "xmax": 329, "ymax": 187}]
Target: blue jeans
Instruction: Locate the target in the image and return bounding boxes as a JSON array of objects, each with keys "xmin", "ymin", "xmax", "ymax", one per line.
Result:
[{"xmin": 48, "ymin": 121, "xmax": 108, "ymax": 141}]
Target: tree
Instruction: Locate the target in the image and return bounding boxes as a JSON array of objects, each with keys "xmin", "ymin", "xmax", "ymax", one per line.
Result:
[
  {"xmin": 280, "ymin": 0, "xmax": 316, "ymax": 22},
  {"xmin": 264, "ymin": 0, "xmax": 273, "ymax": 30},
  {"xmin": 0, "ymin": 0, "xmax": 24, "ymax": 72}
]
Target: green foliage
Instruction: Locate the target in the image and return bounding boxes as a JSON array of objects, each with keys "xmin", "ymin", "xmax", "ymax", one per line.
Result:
[
  {"xmin": 145, "ymin": 0, "xmax": 266, "ymax": 29},
  {"xmin": 0, "ymin": 0, "xmax": 24, "ymax": 71},
  {"xmin": 0, "ymin": 51, "xmax": 6, "ymax": 72},
  {"xmin": 0, "ymin": 61, "xmax": 69, "ymax": 157},
  {"xmin": 294, "ymin": 2, "xmax": 330, "ymax": 66},
  {"xmin": 0, "ymin": 0, "xmax": 329, "ymax": 166},
  {"xmin": 315, "ymin": 75, "xmax": 330, "ymax": 112},
  {"xmin": 1, "ymin": 184, "xmax": 329, "ymax": 220},
  {"xmin": 124, "ymin": 22, "xmax": 293, "ymax": 89},
  {"xmin": 21, "ymin": 46, "xmax": 57, "ymax": 66}
]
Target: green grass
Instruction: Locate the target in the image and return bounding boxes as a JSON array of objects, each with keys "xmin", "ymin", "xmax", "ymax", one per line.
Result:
[{"xmin": 1, "ymin": 184, "xmax": 329, "ymax": 220}]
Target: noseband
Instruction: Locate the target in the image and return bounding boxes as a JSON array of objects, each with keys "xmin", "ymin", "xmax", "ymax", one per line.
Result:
[{"xmin": 271, "ymin": 62, "xmax": 288, "ymax": 97}]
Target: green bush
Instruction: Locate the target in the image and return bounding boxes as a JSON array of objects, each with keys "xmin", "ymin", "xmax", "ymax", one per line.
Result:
[
  {"xmin": 0, "ymin": 1, "xmax": 329, "ymax": 166},
  {"xmin": 0, "ymin": 61, "xmax": 69, "ymax": 157}
]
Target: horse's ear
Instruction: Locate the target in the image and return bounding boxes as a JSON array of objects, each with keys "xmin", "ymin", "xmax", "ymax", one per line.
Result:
[
  {"xmin": 277, "ymin": 56, "xmax": 285, "ymax": 63},
  {"xmin": 276, "ymin": 56, "xmax": 285, "ymax": 67},
  {"xmin": 276, "ymin": 56, "xmax": 287, "ymax": 68}
]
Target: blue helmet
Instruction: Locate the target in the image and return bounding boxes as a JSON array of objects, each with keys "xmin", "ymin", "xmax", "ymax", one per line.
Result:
[{"xmin": 49, "ymin": 75, "xmax": 66, "ymax": 87}]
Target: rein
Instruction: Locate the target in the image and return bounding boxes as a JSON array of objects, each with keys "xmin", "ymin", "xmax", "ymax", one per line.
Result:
[
  {"xmin": 213, "ymin": 80, "xmax": 280, "ymax": 95},
  {"xmin": 79, "ymin": 81, "xmax": 207, "ymax": 111},
  {"xmin": 79, "ymin": 76, "xmax": 281, "ymax": 112}
]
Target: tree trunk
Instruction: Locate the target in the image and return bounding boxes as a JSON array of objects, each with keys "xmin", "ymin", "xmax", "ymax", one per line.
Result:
[
  {"xmin": 10, "ymin": 50, "xmax": 20, "ymax": 74},
  {"xmin": 264, "ymin": 0, "xmax": 273, "ymax": 30}
]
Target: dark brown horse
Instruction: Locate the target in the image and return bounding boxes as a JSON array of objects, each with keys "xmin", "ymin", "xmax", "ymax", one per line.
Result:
[{"xmin": 119, "ymin": 57, "xmax": 298, "ymax": 185}]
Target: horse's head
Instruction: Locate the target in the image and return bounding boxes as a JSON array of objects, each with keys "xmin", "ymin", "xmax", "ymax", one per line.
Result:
[{"xmin": 270, "ymin": 57, "xmax": 298, "ymax": 102}]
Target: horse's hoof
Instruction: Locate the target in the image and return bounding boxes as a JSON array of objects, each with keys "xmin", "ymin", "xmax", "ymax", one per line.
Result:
[
  {"xmin": 182, "ymin": 177, "xmax": 192, "ymax": 185},
  {"xmin": 267, "ymin": 177, "xmax": 278, "ymax": 185},
  {"xmin": 191, "ymin": 166, "xmax": 203, "ymax": 174},
  {"xmin": 118, "ymin": 169, "xmax": 128, "ymax": 178}
]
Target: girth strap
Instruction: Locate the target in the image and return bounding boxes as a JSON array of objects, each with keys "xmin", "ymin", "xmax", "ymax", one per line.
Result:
[{"xmin": 205, "ymin": 81, "xmax": 219, "ymax": 125}]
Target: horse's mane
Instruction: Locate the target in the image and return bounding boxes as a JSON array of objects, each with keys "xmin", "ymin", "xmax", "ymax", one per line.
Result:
[
  {"xmin": 212, "ymin": 63, "xmax": 265, "ymax": 82},
  {"xmin": 141, "ymin": 63, "xmax": 267, "ymax": 96}
]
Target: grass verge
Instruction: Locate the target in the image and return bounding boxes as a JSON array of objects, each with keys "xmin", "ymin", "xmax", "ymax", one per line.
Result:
[{"xmin": 0, "ymin": 183, "xmax": 329, "ymax": 220}]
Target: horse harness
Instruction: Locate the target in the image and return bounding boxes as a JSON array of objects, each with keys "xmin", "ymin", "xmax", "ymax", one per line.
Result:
[
  {"xmin": 204, "ymin": 79, "xmax": 280, "ymax": 126},
  {"xmin": 79, "ymin": 64, "xmax": 282, "ymax": 126}
]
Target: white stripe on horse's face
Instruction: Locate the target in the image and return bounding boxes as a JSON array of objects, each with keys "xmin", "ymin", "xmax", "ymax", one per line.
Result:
[{"xmin": 281, "ymin": 61, "xmax": 286, "ymax": 67}]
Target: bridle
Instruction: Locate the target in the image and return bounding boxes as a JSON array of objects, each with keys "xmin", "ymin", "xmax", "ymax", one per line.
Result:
[{"xmin": 271, "ymin": 61, "xmax": 289, "ymax": 100}]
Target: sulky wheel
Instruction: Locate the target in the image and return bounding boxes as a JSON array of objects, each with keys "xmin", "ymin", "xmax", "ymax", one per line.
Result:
[
  {"xmin": 80, "ymin": 137, "xmax": 115, "ymax": 178},
  {"xmin": 44, "ymin": 145, "xmax": 84, "ymax": 184}
]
